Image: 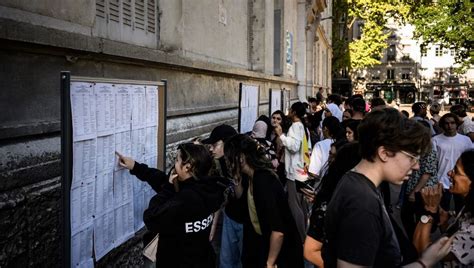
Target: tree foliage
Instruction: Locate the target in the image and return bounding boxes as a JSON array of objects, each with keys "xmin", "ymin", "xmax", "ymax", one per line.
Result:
[
  {"xmin": 332, "ymin": 0, "xmax": 411, "ymax": 75},
  {"xmin": 407, "ymin": 0, "xmax": 473, "ymax": 72}
]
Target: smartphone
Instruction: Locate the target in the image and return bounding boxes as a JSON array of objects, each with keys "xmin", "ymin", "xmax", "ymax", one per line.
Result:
[
  {"xmin": 444, "ymin": 218, "xmax": 461, "ymax": 237},
  {"xmin": 295, "ymin": 179, "xmax": 315, "ymax": 193}
]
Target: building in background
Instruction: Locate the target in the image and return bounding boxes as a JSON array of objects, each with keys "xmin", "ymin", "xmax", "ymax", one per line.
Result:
[
  {"xmin": 0, "ymin": 0, "xmax": 331, "ymax": 266},
  {"xmin": 352, "ymin": 19, "xmax": 473, "ymax": 104}
]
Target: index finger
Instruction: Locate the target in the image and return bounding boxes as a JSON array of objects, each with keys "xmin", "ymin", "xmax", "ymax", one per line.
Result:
[{"xmin": 115, "ymin": 151, "xmax": 123, "ymax": 158}]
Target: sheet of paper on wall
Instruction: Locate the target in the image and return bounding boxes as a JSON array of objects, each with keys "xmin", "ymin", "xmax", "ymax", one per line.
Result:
[
  {"xmin": 71, "ymin": 181, "xmax": 95, "ymax": 233},
  {"xmin": 131, "ymin": 85, "xmax": 146, "ymax": 130},
  {"xmin": 113, "ymin": 169, "xmax": 133, "ymax": 207},
  {"xmin": 93, "ymin": 209, "xmax": 115, "ymax": 261},
  {"xmin": 132, "ymin": 174, "xmax": 145, "ymax": 194},
  {"xmin": 133, "ymin": 189, "xmax": 146, "ymax": 232},
  {"xmin": 115, "ymin": 85, "xmax": 132, "ymax": 133},
  {"xmin": 72, "ymin": 139, "xmax": 97, "ymax": 187},
  {"xmin": 94, "ymin": 83, "xmax": 115, "ymax": 137},
  {"xmin": 131, "ymin": 128, "xmax": 146, "ymax": 163},
  {"xmin": 115, "ymin": 202, "xmax": 135, "ymax": 245},
  {"xmin": 71, "ymin": 82, "xmax": 97, "ymax": 142},
  {"xmin": 96, "ymin": 135, "xmax": 115, "ymax": 174},
  {"xmin": 145, "ymin": 86, "xmax": 158, "ymax": 127},
  {"xmin": 145, "ymin": 126, "xmax": 158, "ymax": 158},
  {"xmin": 240, "ymin": 106, "xmax": 258, "ymax": 134},
  {"xmin": 145, "ymin": 155, "xmax": 158, "ymax": 169},
  {"xmin": 76, "ymin": 258, "xmax": 94, "ymax": 268},
  {"xmin": 95, "ymin": 172, "xmax": 114, "ymax": 215},
  {"xmin": 271, "ymin": 89, "xmax": 282, "ymax": 114},
  {"xmin": 71, "ymin": 222, "xmax": 93, "ymax": 267},
  {"xmin": 114, "ymin": 130, "xmax": 131, "ymax": 171}
]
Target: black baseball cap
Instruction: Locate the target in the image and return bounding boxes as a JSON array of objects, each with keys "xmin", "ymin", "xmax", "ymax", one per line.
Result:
[{"xmin": 201, "ymin": 124, "xmax": 237, "ymax": 144}]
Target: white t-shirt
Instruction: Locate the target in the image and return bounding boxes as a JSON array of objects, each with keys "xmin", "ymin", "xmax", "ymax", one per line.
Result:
[
  {"xmin": 459, "ymin": 116, "xmax": 474, "ymax": 136},
  {"xmin": 432, "ymin": 134, "xmax": 473, "ymax": 188},
  {"xmin": 280, "ymin": 121, "xmax": 311, "ymax": 181},
  {"xmin": 308, "ymin": 138, "xmax": 334, "ymax": 177}
]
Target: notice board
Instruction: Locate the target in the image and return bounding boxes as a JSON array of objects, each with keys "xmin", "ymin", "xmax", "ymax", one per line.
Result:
[
  {"xmin": 238, "ymin": 83, "xmax": 259, "ymax": 133},
  {"xmin": 269, "ymin": 88, "xmax": 282, "ymax": 116},
  {"xmin": 60, "ymin": 72, "xmax": 167, "ymax": 267}
]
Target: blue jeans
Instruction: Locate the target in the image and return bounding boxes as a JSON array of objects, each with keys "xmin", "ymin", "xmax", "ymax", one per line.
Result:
[{"xmin": 219, "ymin": 212, "xmax": 243, "ymax": 268}]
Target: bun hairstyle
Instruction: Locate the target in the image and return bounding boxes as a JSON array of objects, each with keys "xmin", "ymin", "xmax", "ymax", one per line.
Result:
[
  {"xmin": 177, "ymin": 143, "xmax": 213, "ymax": 178},
  {"xmin": 224, "ymin": 134, "xmax": 274, "ymax": 177},
  {"xmin": 291, "ymin": 101, "xmax": 307, "ymax": 120}
]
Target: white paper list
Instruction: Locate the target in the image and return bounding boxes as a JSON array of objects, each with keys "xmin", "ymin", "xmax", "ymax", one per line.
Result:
[
  {"xmin": 94, "ymin": 209, "xmax": 115, "ymax": 261},
  {"xmin": 72, "ymin": 139, "xmax": 97, "ymax": 187},
  {"xmin": 96, "ymin": 135, "xmax": 115, "ymax": 174},
  {"xmin": 71, "ymin": 82, "xmax": 97, "ymax": 142},
  {"xmin": 131, "ymin": 85, "xmax": 146, "ymax": 129},
  {"xmin": 95, "ymin": 172, "xmax": 114, "ymax": 215},
  {"xmin": 115, "ymin": 202, "xmax": 135, "ymax": 245},
  {"xmin": 115, "ymin": 85, "xmax": 132, "ymax": 132},
  {"xmin": 71, "ymin": 181, "xmax": 95, "ymax": 233},
  {"xmin": 133, "ymin": 190, "xmax": 146, "ymax": 232},
  {"xmin": 71, "ymin": 223, "xmax": 93, "ymax": 267},
  {"xmin": 114, "ymin": 130, "xmax": 131, "ymax": 171},
  {"xmin": 95, "ymin": 83, "xmax": 115, "ymax": 136},
  {"xmin": 131, "ymin": 128, "xmax": 146, "ymax": 163},
  {"xmin": 145, "ymin": 126, "xmax": 158, "ymax": 157},
  {"xmin": 145, "ymin": 86, "xmax": 158, "ymax": 127},
  {"xmin": 113, "ymin": 169, "xmax": 133, "ymax": 207}
]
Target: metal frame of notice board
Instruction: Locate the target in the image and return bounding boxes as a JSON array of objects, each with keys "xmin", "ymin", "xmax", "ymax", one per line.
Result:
[
  {"xmin": 238, "ymin": 82, "xmax": 260, "ymax": 133},
  {"xmin": 60, "ymin": 72, "xmax": 167, "ymax": 267}
]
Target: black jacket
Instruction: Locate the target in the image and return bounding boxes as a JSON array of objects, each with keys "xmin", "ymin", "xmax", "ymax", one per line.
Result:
[{"xmin": 130, "ymin": 162, "xmax": 226, "ymax": 267}]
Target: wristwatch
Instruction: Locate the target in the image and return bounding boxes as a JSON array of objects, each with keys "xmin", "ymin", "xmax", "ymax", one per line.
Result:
[{"xmin": 420, "ymin": 215, "xmax": 433, "ymax": 224}]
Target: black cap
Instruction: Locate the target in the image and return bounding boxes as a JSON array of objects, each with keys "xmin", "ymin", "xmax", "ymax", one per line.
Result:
[{"xmin": 201, "ymin": 124, "xmax": 237, "ymax": 144}]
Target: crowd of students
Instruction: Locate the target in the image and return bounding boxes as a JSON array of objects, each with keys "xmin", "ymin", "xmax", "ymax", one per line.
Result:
[{"xmin": 116, "ymin": 94, "xmax": 474, "ymax": 267}]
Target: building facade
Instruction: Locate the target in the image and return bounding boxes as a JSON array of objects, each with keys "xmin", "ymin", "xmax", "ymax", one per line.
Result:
[
  {"xmin": 0, "ymin": 0, "xmax": 331, "ymax": 266},
  {"xmin": 352, "ymin": 19, "xmax": 473, "ymax": 104}
]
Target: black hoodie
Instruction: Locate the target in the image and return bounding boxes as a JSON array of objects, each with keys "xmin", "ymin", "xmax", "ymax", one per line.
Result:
[{"xmin": 130, "ymin": 162, "xmax": 226, "ymax": 267}]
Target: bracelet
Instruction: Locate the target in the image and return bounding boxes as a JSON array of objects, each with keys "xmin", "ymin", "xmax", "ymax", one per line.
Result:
[{"xmin": 416, "ymin": 259, "xmax": 427, "ymax": 268}]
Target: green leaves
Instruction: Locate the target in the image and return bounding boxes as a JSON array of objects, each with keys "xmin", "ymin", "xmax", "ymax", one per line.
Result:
[{"xmin": 408, "ymin": 0, "xmax": 473, "ymax": 72}]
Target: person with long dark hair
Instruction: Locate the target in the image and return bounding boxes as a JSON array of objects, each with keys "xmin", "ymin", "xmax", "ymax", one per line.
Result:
[
  {"xmin": 414, "ymin": 149, "xmax": 474, "ymax": 266},
  {"xmin": 224, "ymin": 134, "xmax": 304, "ymax": 268},
  {"xmin": 270, "ymin": 110, "xmax": 288, "ymax": 185},
  {"xmin": 116, "ymin": 144, "xmax": 226, "ymax": 267}
]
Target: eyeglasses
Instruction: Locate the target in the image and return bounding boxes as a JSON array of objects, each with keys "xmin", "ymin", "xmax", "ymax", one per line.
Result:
[
  {"xmin": 448, "ymin": 166, "xmax": 468, "ymax": 177},
  {"xmin": 399, "ymin": 150, "xmax": 420, "ymax": 165}
]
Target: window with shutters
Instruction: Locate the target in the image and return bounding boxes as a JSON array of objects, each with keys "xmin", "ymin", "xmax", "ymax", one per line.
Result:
[{"xmin": 93, "ymin": 0, "xmax": 158, "ymax": 48}]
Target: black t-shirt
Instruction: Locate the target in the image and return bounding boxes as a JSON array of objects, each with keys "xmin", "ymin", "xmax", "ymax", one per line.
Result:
[
  {"xmin": 241, "ymin": 169, "xmax": 304, "ymax": 268},
  {"xmin": 322, "ymin": 171, "xmax": 401, "ymax": 267}
]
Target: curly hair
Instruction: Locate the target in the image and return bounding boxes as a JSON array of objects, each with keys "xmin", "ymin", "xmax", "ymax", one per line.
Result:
[
  {"xmin": 358, "ymin": 107, "xmax": 431, "ymax": 162},
  {"xmin": 224, "ymin": 134, "xmax": 274, "ymax": 178},
  {"xmin": 439, "ymin": 113, "xmax": 461, "ymax": 131}
]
